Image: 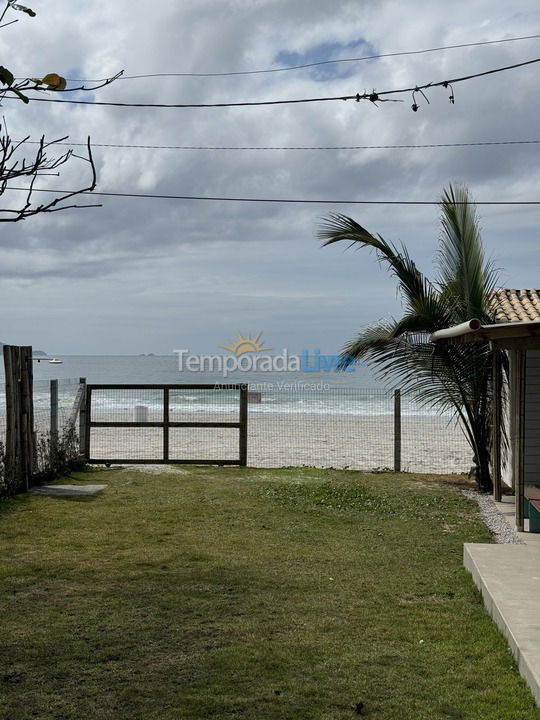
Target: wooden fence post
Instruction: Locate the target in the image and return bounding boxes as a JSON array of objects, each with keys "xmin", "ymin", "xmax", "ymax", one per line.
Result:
[
  {"xmin": 84, "ymin": 384, "xmax": 92, "ymax": 462},
  {"xmin": 3, "ymin": 345, "xmax": 35, "ymax": 493},
  {"xmin": 3, "ymin": 345, "xmax": 18, "ymax": 490},
  {"xmin": 239, "ymin": 385, "xmax": 248, "ymax": 467},
  {"xmin": 78, "ymin": 377, "xmax": 87, "ymax": 457},
  {"xmin": 163, "ymin": 388, "xmax": 170, "ymax": 462},
  {"xmin": 50, "ymin": 379, "xmax": 58, "ymax": 463},
  {"xmin": 394, "ymin": 389, "xmax": 401, "ymax": 473}
]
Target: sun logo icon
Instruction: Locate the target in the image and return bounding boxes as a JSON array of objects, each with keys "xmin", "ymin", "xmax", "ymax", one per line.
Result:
[{"xmin": 219, "ymin": 331, "xmax": 272, "ymax": 357}]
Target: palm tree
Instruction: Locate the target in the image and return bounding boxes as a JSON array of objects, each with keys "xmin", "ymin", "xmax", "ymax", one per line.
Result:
[{"xmin": 319, "ymin": 183, "xmax": 502, "ymax": 492}]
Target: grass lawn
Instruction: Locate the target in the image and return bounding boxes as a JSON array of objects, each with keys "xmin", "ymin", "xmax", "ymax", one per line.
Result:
[{"xmin": 1, "ymin": 466, "xmax": 539, "ymax": 720}]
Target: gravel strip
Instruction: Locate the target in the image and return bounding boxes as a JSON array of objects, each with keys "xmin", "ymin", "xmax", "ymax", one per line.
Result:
[{"xmin": 461, "ymin": 489, "xmax": 523, "ymax": 544}]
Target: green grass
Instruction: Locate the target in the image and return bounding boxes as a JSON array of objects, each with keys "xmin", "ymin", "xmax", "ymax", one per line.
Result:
[{"xmin": 0, "ymin": 466, "xmax": 538, "ymax": 720}]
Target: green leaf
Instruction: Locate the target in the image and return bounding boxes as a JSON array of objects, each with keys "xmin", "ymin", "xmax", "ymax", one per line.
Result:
[
  {"xmin": 9, "ymin": 3, "xmax": 36, "ymax": 16},
  {"xmin": 0, "ymin": 66, "xmax": 14, "ymax": 86},
  {"xmin": 41, "ymin": 73, "xmax": 67, "ymax": 91}
]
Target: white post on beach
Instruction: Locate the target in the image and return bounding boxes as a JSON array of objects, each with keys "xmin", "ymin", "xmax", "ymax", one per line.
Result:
[
  {"xmin": 134, "ymin": 405, "xmax": 149, "ymax": 422},
  {"xmin": 394, "ymin": 389, "xmax": 401, "ymax": 473}
]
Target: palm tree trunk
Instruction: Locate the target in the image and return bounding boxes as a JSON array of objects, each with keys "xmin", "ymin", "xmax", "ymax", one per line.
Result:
[{"xmin": 470, "ymin": 420, "xmax": 493, "ymax": 493}]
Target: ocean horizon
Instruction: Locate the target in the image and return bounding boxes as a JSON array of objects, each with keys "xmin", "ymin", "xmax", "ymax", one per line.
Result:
[{"xmin": 0, "ymin": 354, "xmax": 447, "ymax": 418}]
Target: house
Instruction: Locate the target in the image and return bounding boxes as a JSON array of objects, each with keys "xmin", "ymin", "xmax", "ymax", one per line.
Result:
[
  {"xmin": 432, "ymin": 291, "xmax": 540, "ymax": 706},
  {"xmin": 432, "ymin": 289, "xmax": 540, "ymax": 532}
]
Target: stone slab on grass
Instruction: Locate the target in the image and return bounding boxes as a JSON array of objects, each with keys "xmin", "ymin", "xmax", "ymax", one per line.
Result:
[{"xmin": 29, "ymin": 484, "xmax": 107, "ymax": 497}]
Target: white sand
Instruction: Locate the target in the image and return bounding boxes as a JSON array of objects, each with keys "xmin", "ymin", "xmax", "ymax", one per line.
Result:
[{"xmin": 85, "ymin": 412, "xmax": 471, "ymax": 474}]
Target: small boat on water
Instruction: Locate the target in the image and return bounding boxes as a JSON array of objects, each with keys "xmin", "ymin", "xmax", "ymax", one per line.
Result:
[{"xmin": 48, "ymin": 358, "xmax": 63, "ymax": 364}]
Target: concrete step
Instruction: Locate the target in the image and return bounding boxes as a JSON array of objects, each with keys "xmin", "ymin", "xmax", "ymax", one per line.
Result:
[{"xmin": 464, "ymin": 541, "xmax": 540, "ymax": 704}]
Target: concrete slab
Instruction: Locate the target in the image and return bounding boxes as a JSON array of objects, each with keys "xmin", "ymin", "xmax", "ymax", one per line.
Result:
[
  {"xmin": 465, "ymin": 495, "xmax": 540, "ymax": 705},
  {"xmin": 29, "ymin": 484, "xmax": 107, "ymax": 497}
]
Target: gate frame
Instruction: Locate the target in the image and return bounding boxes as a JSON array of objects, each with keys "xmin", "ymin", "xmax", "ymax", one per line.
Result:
[{"xmin": 84, "ymin": 383, "xmax": 248, "ymax": 466}]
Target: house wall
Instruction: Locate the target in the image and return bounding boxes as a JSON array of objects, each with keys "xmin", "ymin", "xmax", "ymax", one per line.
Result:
[{"xmin": 524, "ymin": 350, "xmax": 540, "ymax": 485}]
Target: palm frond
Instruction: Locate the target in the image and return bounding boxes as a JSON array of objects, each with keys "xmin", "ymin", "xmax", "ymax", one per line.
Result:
[
  {"xmin": 391, "ymin": 291, "xmax": 454, "ymax": 336},
  {"xmin": 437, "ymin": 184, "xmax": 500, "ymax": 321},
  {"xmin": 321, "ymin": 184, "xmax": 505, "ymax": 491},
  {"xmin": 338, "ymin": 320, "xmax": 398, "ymax": 369},
  {"xmin": 318, "ymin": 213, "xmax": 433, "ymax": 311}
]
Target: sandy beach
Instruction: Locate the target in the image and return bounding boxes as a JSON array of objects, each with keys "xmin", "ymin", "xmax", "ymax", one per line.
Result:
[{"xmin": 86, "ymin": 411, "xmax": 471, "ymax": 474}]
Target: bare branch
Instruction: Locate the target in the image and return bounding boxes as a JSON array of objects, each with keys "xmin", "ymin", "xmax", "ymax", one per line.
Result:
[
  {"xmin": 50, "ymin": 70, "xmax": 125, "ymax": 93},
  {"xmin": 0, "ymin": 2, "xmax": 112, "ymax": 222},
  {"xmin": 0, "ymin": 129, "xmax": 102, "ymax": 221},
  {"xmin": 9, "ymin": 70, "xmax": 125, "ymax": 99}
]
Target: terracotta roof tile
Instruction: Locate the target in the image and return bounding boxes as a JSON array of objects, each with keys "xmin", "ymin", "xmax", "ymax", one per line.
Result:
[{"xmin": 491, "ymin": 289, "xmax": 540, "ymax": 323}]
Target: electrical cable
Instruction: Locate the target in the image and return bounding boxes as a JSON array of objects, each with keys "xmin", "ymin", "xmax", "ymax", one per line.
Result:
[
  {"xmin": 15, "ymin": 139, "xmax": 540, "ymax": 152},
  {"xmin": 7, "ymin": 185, "xmax": 540, "ymax": 206},
  {"xmin": 9, "ymin": 57, "xmax": 539, "ymax": 109},
  {"xmin": 56, "ymin": 34, "xmax": 540, "ymax": 81}
]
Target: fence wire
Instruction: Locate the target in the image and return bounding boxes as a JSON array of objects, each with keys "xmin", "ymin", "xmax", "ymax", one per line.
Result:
[
  {"xmin": 246, "ymin": 388, "xmax": 471, "ymax": 473},
  {"xmin": 0, "ymin": 378, "xmax": 82, "ymax": 485},
  {"xmin": 0, "ymin": 381, "xmax": 473, "ymax": 475},
  {"xmin": 88, "ymin": 386, "xmax": 241, "ymax": 462},
  {"xmin": 33, "ymin": 378, "xmax": 82, "ymax": 435},
  {"xmin": 86, "ymin": 385, "xmax": 472, "ymax": 473}
]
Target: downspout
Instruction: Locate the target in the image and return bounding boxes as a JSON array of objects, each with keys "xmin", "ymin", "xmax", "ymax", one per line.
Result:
[{"xmin": 430, "ymin": 319, "xmax": 481, "ymax": 342}]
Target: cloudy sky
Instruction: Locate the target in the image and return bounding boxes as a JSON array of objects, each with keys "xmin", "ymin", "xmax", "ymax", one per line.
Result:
[{"xmin": 0, "ymin": 0, "xmax": 539, "ymax": 355}]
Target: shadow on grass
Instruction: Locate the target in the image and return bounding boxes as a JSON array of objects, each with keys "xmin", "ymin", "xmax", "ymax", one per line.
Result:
[{"xmin": 0, "ymin": 493, "xmax": 32, "ymax": 517}]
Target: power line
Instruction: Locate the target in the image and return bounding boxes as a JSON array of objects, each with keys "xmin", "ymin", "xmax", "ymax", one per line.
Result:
[
  {"xmin": 59, "ymin": 34, "xmax": 540, "ymax": 81},
  {"xmin": 8, "ymin": 186, "xmax": 540, "ymax": 205},
  {"xmin": 15, "ymin": 57, "xmax": 540, "ymax": 109},
  {"xmin": 9, "ymin": 90, "xmax": 394, "ymax": 109},
  {"xmin": 16, "ymin": 139, "xmax": 540, "ymax": 152}
]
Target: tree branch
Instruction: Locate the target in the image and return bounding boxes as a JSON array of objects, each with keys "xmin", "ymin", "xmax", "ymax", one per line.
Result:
[{"xmin": 0, "ymin": 132, "xmax": 102, "ymax": 221}]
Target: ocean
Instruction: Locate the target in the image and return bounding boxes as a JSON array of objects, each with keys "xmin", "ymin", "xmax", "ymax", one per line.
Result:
[
  {"xmin": 25, "ymin": 354, "xmax": 379, "ymax": 387},
  {"xmin": 2, "ymin": 354, "xmax": 438, "ymax": 417}
]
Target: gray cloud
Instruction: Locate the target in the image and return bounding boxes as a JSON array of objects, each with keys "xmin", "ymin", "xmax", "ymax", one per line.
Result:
[{"xmin": 0, "ymin": 0, "xmax": 538, "ymax": 353}]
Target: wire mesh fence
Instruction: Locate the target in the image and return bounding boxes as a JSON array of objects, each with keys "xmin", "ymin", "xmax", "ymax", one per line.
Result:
[
  {"xmin": 245, "ymin": 388, "xmax": 471, "ymax": 473},
  {"xmin": 33, "ymin": 378, "xmax": 82, "ymax": 436},
  {"xmin": 85, "ymin": 384, "xmax": 472, "ymax": 473},
  {"xmin": 0, "ymin": 378, "xmax": 81, "ymax": 438},
  {"xmin": 0, "ymin": 379, "xmax": 473, "ymax": 477},
  {"xmin": 0, "ymin": 377, "xmax": 83, "ymax": 492},
  {"xmin": 87, "ymin": 384, "xmax": 245, "ymax": 464}
]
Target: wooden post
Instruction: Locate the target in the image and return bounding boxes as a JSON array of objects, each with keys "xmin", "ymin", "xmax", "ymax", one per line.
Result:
[
  {"xmin": 3, "ymin": 345, "xmax": 19, "ymax": 491},
  {"xmin": 78, "ymin": 378, "xmax": 87, "ymax": 457},
  {"xmin": 509, "ymin": 351, "xmax": 517, "ymax": 495},
  {"xmin": 3, "ymin": 345, "xmax": 35, "ymax": 493},
  {"xmin": 50, "ymin": 379, "xmax": 59, "ymax": 462},
  {"xmin": 394, "ymin": 389, "xmax": 401, "ymax": 473},
  {"xmin": 239, "ymin": 384, "xmax": 248, "ymax": 467},
  {"xmin": 492, "ymin": 351, "xmax": 502, "ymax": 503},
  {"xmin": 163, "ymin": 388, "xmax": 169, "ymax": 462},
  {"xmin": 514, "ymin": 350, "xmax": 526, "ymax": 532},
  {"xmin": 84, "ymin": 384, "xmax": 92, "ymax": 461},
  {"xmin": 21, "ymin": 347, "xmax": 35, "ymax": 483}
]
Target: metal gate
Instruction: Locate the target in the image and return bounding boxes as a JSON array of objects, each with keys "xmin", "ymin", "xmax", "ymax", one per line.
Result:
[{"xmin": 84, "ymin": 383, "xmax": 248, "ymax": 466}]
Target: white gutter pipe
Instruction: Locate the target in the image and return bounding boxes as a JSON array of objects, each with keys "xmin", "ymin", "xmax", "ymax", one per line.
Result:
[{"xmin": 430, "ymin": 319, "xmax": 481, "ymax": 342}]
